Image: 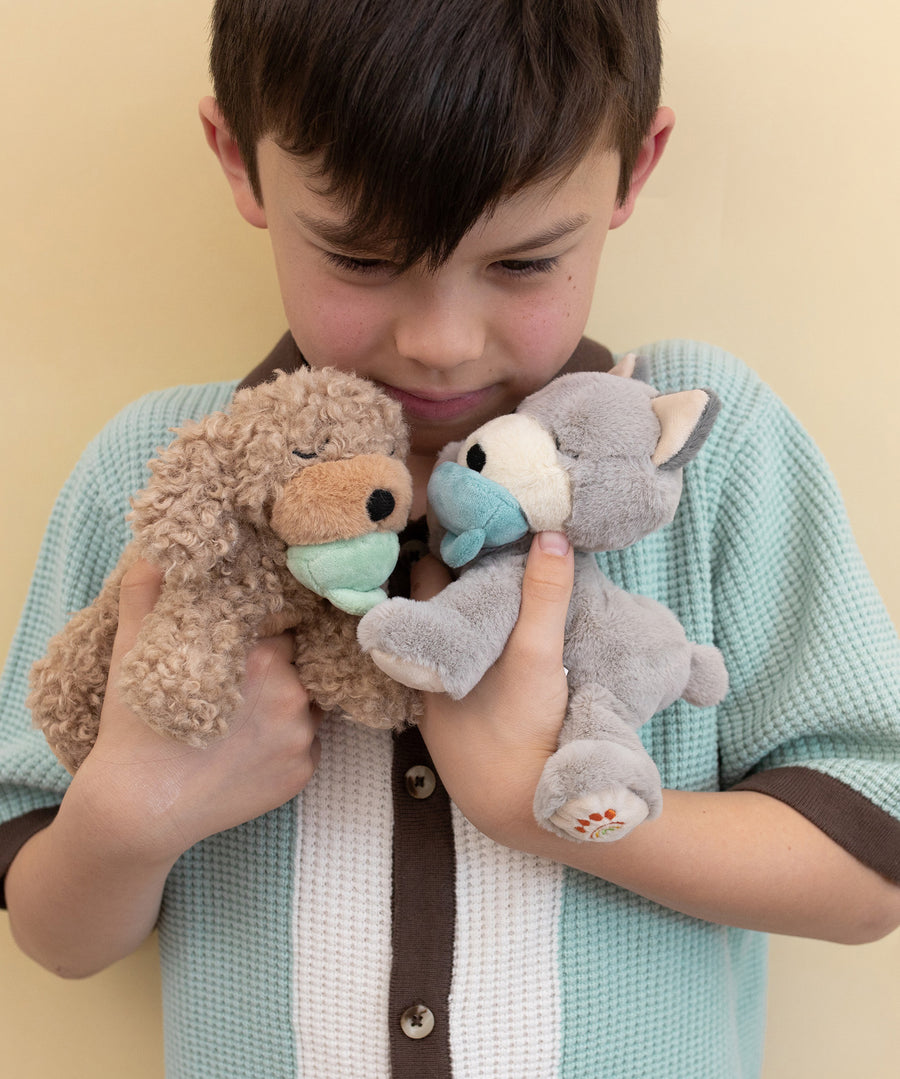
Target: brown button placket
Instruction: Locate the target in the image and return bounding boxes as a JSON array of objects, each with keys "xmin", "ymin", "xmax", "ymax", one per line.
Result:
[{"xmin": 388, "ymin": 725, "xmax": 456, "ymax": 1076}]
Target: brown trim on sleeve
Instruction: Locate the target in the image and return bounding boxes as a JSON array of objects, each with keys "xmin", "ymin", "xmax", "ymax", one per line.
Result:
[
  {"xmin": 0, "ymin": 806, "xmax": 59, "ymax": 909},
  {"xmin": 389, "ymin": 725, "xmax": 456, "ymax": 1078},
  {"xmin": 732, "ymin": 766, "xmax": 900, "ymax": 882}
]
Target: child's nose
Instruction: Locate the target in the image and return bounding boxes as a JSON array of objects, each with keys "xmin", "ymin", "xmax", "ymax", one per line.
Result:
[{"xmin": 393, "ymin": 289, "xmax": 485, "ymax": 370}]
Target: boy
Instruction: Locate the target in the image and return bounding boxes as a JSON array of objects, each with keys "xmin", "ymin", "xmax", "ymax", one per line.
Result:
[{"xmin": 2, "ymin": 2, "xmax": 898, "ymax": 1076}]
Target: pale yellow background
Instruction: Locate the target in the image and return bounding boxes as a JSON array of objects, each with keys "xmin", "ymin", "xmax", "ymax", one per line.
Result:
[{"xmin": 1, "ymin": 1, "xmax": 897, "ymax": 1076}]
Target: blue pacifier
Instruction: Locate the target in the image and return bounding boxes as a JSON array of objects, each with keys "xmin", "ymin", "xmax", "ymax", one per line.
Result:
[{"xmin": 427, "ymin": 461, "xmax": 529, "ymax": 568}]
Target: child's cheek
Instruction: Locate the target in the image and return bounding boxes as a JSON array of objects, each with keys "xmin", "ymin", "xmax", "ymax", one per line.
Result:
[
  {"xmin": 507, "ymin": 282, "xmax": 590, "ymax": 362},
  {"xmin": 289, "ymin": 287, "xmax": 388, "ymax": 369}
]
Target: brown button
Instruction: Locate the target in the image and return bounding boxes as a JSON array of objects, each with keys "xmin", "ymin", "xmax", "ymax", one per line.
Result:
[
  {"xmin": 404, "ymin": 764, "xmax": 437, "ymax": 800},
  {"xmin": 399, "ymin": 1003, "xmax": 435, "ymax": 1040}
]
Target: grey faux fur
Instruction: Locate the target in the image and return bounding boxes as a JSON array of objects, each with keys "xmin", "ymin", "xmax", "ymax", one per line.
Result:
[{"xmin": 358, "ymin": 357, "xmax": 728, "ymax": 842}]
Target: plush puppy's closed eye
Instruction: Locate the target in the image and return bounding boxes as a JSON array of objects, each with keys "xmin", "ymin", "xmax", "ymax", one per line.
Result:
[{"xmin": 293, "ymin": 438, "xmax": 331, "ymax": 461}]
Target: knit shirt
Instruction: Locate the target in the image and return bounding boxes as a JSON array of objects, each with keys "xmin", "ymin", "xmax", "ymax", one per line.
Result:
[{"xmin": 1, "ymin": 338, "xmax": 898, "ymax": 1079}]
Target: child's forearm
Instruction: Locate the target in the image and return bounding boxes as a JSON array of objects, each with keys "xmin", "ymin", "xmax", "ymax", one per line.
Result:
[
  {"xmin": 419, "ymin": 690, "xmax": 900, "ymax": 944},
  {"xmin": 4, "ymin": 794, "xmax": 174, "ymax": 978},
  {"xmin": 412, "ymin": 539, "xmax": 900, "ymax": 947},
  {"xmin": 502, "ymin": 787, "xmax": 900, "ymax": 944}
]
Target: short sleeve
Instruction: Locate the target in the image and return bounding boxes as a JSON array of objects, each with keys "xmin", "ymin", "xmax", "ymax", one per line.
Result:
[
  {"xmin": 0, "ymin": 434, "xmax": 133, "ymax": 813},
  {"xmin": 707, "ymin": 370, "xmax": 900, "ymax": 877},
  {"xmin": 0, "ymin": 380, "xmax": 238, "ymax": 900}
]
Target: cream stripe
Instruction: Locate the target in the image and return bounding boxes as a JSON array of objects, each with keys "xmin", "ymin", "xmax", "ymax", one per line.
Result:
[
  {"xmin": 449, "ymin": 807, "xmax": 563, "ymax": 1078},
  {"xmin": 291, "ymin": 715, "xmax": 395, "ymax": 1078}
]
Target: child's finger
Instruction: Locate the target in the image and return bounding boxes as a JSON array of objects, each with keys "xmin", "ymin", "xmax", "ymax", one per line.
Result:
[
  {"xmin": 112, "ymin": 558, "xmax": 164, "ymax": 661},
  {"xmin": 409, "ymin": 552, "xmax": 452, "ymax": 602},
  {"xmin": 505, "ymin": 532, "xmax": 574, "ymax": 672}
]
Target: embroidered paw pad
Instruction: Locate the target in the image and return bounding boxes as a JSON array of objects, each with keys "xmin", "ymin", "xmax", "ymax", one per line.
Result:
[
  {"xmin": 574, "ymin": 808, "xmax": 627, "ymax": 839},
  {"xmin": 549, "ymin": 787, "xmax": 649, "ymax": 842}
]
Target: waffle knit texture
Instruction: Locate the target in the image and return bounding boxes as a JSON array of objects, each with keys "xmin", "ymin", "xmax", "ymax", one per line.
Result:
[{"xmin": 1, "ymin": 340, "xmax": 898, "ymax": 1078}]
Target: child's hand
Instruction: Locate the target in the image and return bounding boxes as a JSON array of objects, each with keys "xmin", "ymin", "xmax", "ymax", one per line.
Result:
[
  {"xmin": 7, "ymin": 556, "xmax": 324, "ymax": 977},
  {"xmin": 414, "ymin": 532, "xmax": 574, "ymax": 846},
  {"xmin": 69, "ymin": 558, "xmax": 323, "ymax": 864}
]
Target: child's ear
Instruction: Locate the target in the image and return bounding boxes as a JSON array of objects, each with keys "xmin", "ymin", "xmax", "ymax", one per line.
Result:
[
  {"xmin": 609, "ymin": 106, "xmax": 675, "ymax": 230},
  {"xmin": 199, "ymin": 96, "xmax": 267, "ymax": 229}
]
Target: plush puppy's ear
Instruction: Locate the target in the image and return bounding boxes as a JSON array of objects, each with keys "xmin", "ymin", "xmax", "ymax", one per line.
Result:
[
  {"xmin": 129, "ymin": 413, "xmax": 240, "ymax": 572},
  {"xmin": 651, "ymin": 390, "xmax": 721, "ymax": 470}
]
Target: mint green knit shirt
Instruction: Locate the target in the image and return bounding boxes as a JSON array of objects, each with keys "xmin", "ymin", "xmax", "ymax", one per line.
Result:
[{"xmin": 1, "ymin": 340, "xmax": 898, "ymax": 1078}]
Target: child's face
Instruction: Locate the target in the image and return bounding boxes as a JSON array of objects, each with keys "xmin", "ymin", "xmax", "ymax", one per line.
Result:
[{"xmin": 231, "ymin": 134, "xmax": 633, "ymax": 457}]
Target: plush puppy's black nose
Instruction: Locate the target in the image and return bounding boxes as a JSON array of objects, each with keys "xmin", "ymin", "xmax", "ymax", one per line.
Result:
[
  {"xmin": 466, "ymin": 443, "xmax": 486, "ymax": 472},
  {"xmin": 366, "ymin": 488, "xmax": 396, "ymax": 522}
]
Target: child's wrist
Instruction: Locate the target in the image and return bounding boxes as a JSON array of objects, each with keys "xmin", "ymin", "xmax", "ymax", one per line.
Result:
[{"xmin": 60, "ymin": 764, "xmax": 186, "ymax": 872}]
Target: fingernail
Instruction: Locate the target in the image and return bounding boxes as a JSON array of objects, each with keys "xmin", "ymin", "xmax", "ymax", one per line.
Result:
[{"xmin": 538, "ymin": 531, "xmax": 570, "ymax": 555}]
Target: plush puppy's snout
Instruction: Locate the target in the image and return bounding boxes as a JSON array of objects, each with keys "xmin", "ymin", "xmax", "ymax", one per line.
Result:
[
  {"xmin": 270, "ymin": 453, "xmax": 413, "ymax": 546},
  {"xmin": 457, "ymin": 413, "xmax": 572, "ymax": 533}
]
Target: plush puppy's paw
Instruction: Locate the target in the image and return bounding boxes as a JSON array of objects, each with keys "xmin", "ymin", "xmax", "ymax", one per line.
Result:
[
  {"xmin": 358, "ymin": 595, "xmax": 490, "ymax": 698},
  {"xmin": 548, "ymin": 786, "xmax": 649, "ymax": 842},
  {"xmin": 533, "ymin": 737, "xmax": 661, "ymax": 842},
  {"xmin": 367, "ymin": 648, "xmax": 447, "ymax": 693}
]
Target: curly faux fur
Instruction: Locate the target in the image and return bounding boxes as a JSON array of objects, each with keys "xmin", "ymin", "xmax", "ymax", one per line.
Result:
[{"xmin": 29, "ymin": 368, "xmax": 422, "ymax": 774}]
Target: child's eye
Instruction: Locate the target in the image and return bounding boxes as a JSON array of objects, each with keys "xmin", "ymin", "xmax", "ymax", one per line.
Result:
[
  {"xmin": 495, "ymin": 256, "xmax": 561, "ymax": 278},
  {"xmin": 323, "ymin": 251, "xmax": 394, "ymax": 276}
]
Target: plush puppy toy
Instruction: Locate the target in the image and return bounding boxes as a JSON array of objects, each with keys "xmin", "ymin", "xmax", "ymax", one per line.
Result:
[
  {"xmin": 358, "ymin": 356, "xmax": 728, "ymax": 841},
  {"xmin": 29, "ymin": 367, "xmax": 422, "ymax": 773}
]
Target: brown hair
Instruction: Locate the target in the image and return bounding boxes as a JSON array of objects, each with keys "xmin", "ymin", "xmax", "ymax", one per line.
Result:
[{"xmin": 210, "ymin": 0, "xmax": 661, "ymax": 268}]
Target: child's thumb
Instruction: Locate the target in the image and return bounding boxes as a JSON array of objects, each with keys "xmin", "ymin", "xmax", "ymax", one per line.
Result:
[
  {"xmin": 507, "ymin": 531, "xmax": 574, "ymax": 669},
  {"xmin": 113, "ymin": 557, "xmax": 164, "ymax": 659}
]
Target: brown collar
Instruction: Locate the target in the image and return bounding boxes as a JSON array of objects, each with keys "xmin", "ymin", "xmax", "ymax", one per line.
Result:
[
  {"xmin": 237, "ymin": 332, "xmax": 614, "ymax": 393},
  {"xmin": 237, "ymin": 332, "xmax": 308, "ymax": 390}
]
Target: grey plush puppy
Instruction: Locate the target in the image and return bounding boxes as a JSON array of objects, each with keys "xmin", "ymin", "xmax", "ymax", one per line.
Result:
[{"xmin": 358, "ymin": 355, "xmax": 728, "ymax": 841}]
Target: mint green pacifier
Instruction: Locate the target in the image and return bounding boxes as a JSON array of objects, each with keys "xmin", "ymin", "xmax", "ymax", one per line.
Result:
[{"xmin": 285, "ymin": 532, "xmax": 401, "ymax": 615}]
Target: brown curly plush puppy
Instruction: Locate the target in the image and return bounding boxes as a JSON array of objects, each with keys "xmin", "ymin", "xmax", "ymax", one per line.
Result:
[{"xmin": 29, "ymin": 368, "xmax": 422, "ymax": 773}]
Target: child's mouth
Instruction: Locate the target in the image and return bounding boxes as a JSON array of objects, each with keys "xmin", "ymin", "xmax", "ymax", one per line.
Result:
[{"xmin": 380, "ymin": 385, "xmax": 493, "ymax": 423}]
